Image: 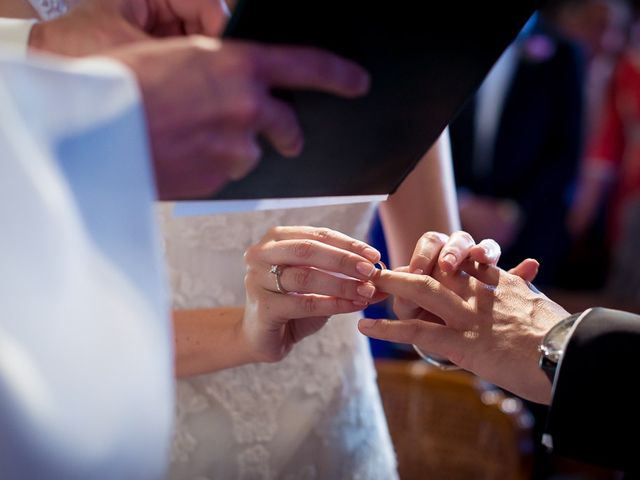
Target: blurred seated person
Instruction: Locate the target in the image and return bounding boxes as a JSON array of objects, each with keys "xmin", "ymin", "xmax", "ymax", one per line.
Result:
[
  {"xmin": 568, "ymin": 12, "xmax": 640, "ymax": 300},
  {"xmin": 450, "ymin": 13, "xmax": 584, "ymax": 285}
]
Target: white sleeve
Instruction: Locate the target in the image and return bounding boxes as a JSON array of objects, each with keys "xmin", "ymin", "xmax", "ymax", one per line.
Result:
[
  {"xmin": 0, "ymin": 51, "xmax": 172, "ymax": 480},
  {"xmin": 0, "ymin": 18, "xmax": 37, "ymax": 56}
]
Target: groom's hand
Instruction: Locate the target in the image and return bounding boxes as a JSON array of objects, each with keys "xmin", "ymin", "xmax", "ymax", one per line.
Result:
[
  {"xmin": 107, "ymin": 37, "xmax": 370, "ymax": 199},
  {"xmin": 360, "ymin": 264, "xmax": 569, "ymax": 405},
  {"xmin": 29, "ymin": 0, "xmax": 230, "ymax": 56},
  {"xmin": 392, "ymin": 231, "xmax": 502, "ymax": 322},
  {"xmin": 392, "ymin": 230, "xmax": 540, "ymax": 322}
]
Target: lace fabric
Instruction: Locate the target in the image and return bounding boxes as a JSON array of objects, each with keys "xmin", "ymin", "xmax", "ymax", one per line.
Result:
[{"xmin": 159, "ymin": 203, "xmax": 398, "ymax": 480}]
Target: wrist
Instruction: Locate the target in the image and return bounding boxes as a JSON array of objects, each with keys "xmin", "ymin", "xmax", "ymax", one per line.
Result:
[
  {"xmin": 232, "ymin": 310, "xmax": 262, "ymax": 366},
  {"xmin": 174, "ymin": 307, "xmax": 255, "ymax": 377},
  {"xmin": 537, "ymin": 310, "xmax": 588, "ymax": 403}
]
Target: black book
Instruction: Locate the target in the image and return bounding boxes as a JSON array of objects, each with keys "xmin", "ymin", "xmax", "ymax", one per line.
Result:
[{"xmin": 212, "ymin": 0, "xmax": 539, "ymax": 200}]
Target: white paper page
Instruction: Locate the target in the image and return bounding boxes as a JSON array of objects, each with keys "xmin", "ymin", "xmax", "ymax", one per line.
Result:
[{"xmin": 173, "ymin": 194, "xmax": 388, "ymax": 216}]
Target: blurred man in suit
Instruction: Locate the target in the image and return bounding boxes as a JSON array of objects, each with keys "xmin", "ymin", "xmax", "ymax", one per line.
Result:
[{"xmin": 450, "ymin": 15, "xmax": 584, "ymax": 286}]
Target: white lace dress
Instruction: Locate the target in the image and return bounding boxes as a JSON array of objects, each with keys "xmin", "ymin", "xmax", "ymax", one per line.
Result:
[{"xmin": 159, "ymin": 203, "xmax": 398, "ymax": 480}]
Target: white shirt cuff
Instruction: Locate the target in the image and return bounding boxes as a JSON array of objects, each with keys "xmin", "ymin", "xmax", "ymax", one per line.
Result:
[{"xmin": 0, "ymin": 18, "xmax": 38, "ymax": 57}]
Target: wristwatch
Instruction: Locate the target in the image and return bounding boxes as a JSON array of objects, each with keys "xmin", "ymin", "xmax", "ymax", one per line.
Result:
[
  {"xmin": 413, "ymin": 344, "xmax": 460, "ymax": 370},
  {"xmin": 538, "ymin": 310, "xmax": 588, "ymax": 382}
]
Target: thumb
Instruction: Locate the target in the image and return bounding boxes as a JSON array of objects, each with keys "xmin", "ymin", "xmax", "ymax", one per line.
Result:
[{"xmin": 508, "ymin": 258, "xmax": 539, "ymax": 283}]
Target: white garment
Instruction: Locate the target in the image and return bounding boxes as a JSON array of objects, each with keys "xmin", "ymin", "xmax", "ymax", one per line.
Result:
[
  {"xmin": 0, "ymin": 18, "xmax": 37, "ymax": 55},
  {"xmin": 0, "ymin": 50, "xmax": 172, "ymax": 479},
  {"xmin": 160, "ymin": 203, "xmax": 398, "ymax": 480}
]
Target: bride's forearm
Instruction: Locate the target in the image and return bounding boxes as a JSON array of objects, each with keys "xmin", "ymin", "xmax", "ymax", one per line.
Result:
[
  {"xmin": 173, "ymin": 307, "xmax": 253, "ymax": 378},
  {"xmin": 379, "ymin": 129, "xmax": 460, "ymax": 267}
]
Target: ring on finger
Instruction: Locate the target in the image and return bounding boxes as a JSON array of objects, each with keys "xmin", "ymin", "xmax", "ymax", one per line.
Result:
[
  {"xmin": 375, "ymin": 261, "xmax": 387, "ymax": 270},
  {"xmin": 269, "ymin": 264, "xmax": 289, "ymax": 294}
]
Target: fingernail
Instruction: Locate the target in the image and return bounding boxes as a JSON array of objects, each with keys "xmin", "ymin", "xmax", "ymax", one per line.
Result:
[
  {"xmin": 443, "ymin": 253, "xmax": 456, "ymax": 267},
  {"xmin": 363, "ymin": 247, "xmax": 381, "ymax": 262},
  {"xmin": 412, "ymin": 268, "xmax": 424, "ymax": 275},
  {"xmin": 357, "ymin": 283, "xmax": 376, "ymax": 299},
  {"xmin": 359, "ymin": 319, "xmax": 376, "ymax": 329},
  {"xmin": 353, "ymin": 300, "xmax": 369, "ymax": 307},
  {"xmin": 356, "ymin": 261, "xmax": 376, "ymax": 278}
]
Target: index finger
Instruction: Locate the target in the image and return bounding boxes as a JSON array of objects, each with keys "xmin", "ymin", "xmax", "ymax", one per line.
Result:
[
  {"xmin": 266, "ymin": 226, "xmax": 381, "ymax": 263},
  {"xmin": 372, "ymin": 270, "xmax": 471, "ymax": 330},
  {"xmin": 256, "ymin": 45, "xmax": 370, "ymax": 98}
]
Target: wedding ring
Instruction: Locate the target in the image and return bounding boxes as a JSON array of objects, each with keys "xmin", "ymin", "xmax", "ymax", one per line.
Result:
[
  {"xmin": 269, "ymin": 265, "xmax": 289, "ymax": 294},
  {"xmin": 375, "ymin": 261, "xmax": 387, "ymax": 270},
  {"xmin": 413, "ymin": 344, "xmax": 460, "ymax": 371}
]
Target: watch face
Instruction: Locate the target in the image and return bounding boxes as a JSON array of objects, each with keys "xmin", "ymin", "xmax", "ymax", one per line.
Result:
[{"xmin": 542, "ymin": 313, "xmax": 582, "ymax": 363}]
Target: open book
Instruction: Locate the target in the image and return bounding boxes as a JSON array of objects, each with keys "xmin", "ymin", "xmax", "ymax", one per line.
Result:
[{"xmin": 175, "ymin": 0, "xmax": 538, "ymax": 215}]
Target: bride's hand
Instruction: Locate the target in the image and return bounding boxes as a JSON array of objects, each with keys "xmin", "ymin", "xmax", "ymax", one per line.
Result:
[{"xmin": 241, "ymin": 226, "xmax": 384, "ymax": 363}]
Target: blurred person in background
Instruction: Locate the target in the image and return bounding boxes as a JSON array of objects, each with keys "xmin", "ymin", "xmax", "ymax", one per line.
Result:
[
  {"xmin": 549, "ymin": 0, "xmax": 633, "ymax": 292},
  {"xmin": 551, "ymin": 0, "xmax": 631, "ymax": 132},
  {"xmin": 449, "ymin": 13, "xmax": 584, "ymax": 287},
  {"xmin": 568, "ymin": 2, "xmax": 640, "ymax": 301}
]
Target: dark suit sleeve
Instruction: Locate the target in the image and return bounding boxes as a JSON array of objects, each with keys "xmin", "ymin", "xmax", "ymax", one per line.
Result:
[{"xmin": 546, "ymin": 307, "xmax": 640, "ymax": 471}]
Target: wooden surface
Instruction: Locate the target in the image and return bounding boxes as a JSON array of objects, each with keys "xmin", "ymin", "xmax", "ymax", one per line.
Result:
[{"xmin": 376, "ymin": 360, "xmax": 534, "ymax": 480}]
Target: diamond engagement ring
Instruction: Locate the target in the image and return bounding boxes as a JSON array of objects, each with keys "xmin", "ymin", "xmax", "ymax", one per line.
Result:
[{"xmin": 269, "ymin": 265, "xmax": 289, "ymax": 294}]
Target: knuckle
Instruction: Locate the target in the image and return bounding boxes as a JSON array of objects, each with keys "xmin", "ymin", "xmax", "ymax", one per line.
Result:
[
  {"xmin": 483, "ymin": 238, "xmax": 499, "ymax": 248},
  {"xmin": 244, "ymin": 271, "xmax": 260, "ymax": 291},
  {"xmin": 413, "ymin": 253, "xmax": 433, "ymax": 265},
  {"xmin": 301, "ymin": 296, "xmax": 318, "ymax": 315},
  {"xmin": 337, "ymin": 252, "xmax": 350, "ymax": 270},
  {"xmin": 265, "ymin": 226, "xmax": 281, "ymax": 239},
  {"xmin": 234, "ymin": 95, "xmax": 262, "ymax": 125},
  {"xmin": 224, "ymin": 47, "xmax": 258, "ymax": 75},
  {"xmin": 333, "ymin": 297, "xmax": 346, "ymax": 311},
  {"xmin": 338, "ymin": 280, "xmax": 350, "ymax": 299},
  {"xmin": 313, "ymin": 228, "xmax": 332, "ymax": 242},
  {"xmin": 244, "ymin": 245, "xmax": 259, "ymax": 264},
  {"xmin": 453, "ymin": 230, "xmax": 475, "ymax": 245},
  {"xmin": 293, "ymin": 240, "xmax": 314, "ymax": 259},
  {"xmin": 406, "ymin": 321, "xmax": 423, "ymax": 342},
  {"xmin": 423, "ymin": 231, "xmax": 448, "ymax": 245},
  {"xmin": 501, "ymin": 273, "xmax": 520, "ymax": 289},
  {"xmin": 417, "ymin": 275, "xmax": 436, "ymax": 293},
  {"xmin": 350, "ymin": 239, "xmax": 362, "ymax": 252}
]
